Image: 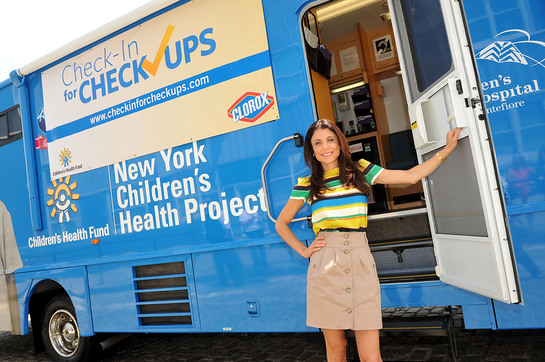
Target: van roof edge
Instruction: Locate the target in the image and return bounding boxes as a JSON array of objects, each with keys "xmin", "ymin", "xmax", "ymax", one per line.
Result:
[{"xmin": 16, "ymin": 0, "xmax": 180, "ymax": 76}]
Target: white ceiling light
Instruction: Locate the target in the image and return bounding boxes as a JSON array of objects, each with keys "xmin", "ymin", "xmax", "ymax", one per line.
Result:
[
  {"xmin": 316, "ymin": 0, "xmax": 380, "ymax": 22},
  {"xmin": 330, "ymin": 80, "xmax": 365, "ymax": 94}
]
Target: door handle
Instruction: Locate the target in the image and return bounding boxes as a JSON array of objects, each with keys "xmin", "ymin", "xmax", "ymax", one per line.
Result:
[
  {"xmin": 261, "ymin": 133, "xmax": 306, "ymax": 223},
  {"xmin": 447, "ymin": 78, "xmax": 468, "ymax": 129}
]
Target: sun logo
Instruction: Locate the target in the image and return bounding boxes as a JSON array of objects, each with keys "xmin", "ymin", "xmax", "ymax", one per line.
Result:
[
  {"xmin": 47, "ymin": 176, "xmax": 79, "ymax": 223},
  {"xmin": 59, "ymin": 148, "xmax": 72, "ymax": 167}
]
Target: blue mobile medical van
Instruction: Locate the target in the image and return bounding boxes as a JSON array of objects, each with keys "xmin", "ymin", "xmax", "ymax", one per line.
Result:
[{"xmin": 1, "ymin": 0, "xmax": 545, "ymax": 360}]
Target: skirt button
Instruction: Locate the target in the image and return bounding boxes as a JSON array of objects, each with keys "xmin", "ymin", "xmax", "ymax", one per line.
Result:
[
  {"xmin": 344, "ymin": 241, "xmax": 349, "ymax": 246},
  {"xmin": 347, "ymin": 308, "xmax": 352, "ymax": 314},
  {"xmin": 344, "ymin": 234, "xmax": 349, "ymax": 239},
  {"xmin": 344, "ymin": 249, "xmax": 350, "ymax": 255}
]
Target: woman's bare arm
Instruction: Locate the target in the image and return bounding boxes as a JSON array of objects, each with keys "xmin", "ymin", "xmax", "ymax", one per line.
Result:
[
  {"xmin": 275, "ymin": 198, "xmax": 325, "ymax": 258},
  {"xmin": 375, "ymin": 128, "xmax": 461, "ymax": 185}
]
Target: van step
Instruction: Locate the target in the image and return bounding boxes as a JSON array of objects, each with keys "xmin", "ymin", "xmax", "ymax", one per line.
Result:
[
  {"xmin": 367, "ymin": 211, "xmax": 431, "ymax": 244},
  {"xmin": 380, "ymin": 312, "xmax": 457, "ymax": 361},
  {"xmin": 366, "ymin": 211, "xmax": 437, "ymax": 283}
]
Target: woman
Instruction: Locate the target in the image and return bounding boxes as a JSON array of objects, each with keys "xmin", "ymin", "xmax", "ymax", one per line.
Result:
[{"xmin": 276, "ymin": 119, "xmax": 461, "ymax": 362}]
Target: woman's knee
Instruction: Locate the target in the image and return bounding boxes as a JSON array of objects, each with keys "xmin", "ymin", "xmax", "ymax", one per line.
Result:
[
  {"xmin": 323, "ymin": 329, "xmax": 348, "ymax": 360},
  {"xmin": 328, "ymin": 339, "xmax": 347, "ymax": 352},
  {"xmin": 327, "ymin": 343, "xmax": 347, "ymax": 362},
  {"xmin": 354, "ymin": 329, "xmax": 381, "ymax": 362}
]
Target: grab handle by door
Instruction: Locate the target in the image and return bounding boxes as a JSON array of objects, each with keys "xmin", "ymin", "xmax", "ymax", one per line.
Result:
[
  {"xmin": 412, "ymin": 99, "xmax": 434, "ymax": 149},
  {"xmin": 261, "ymin": 133, "xmax": 307, "ymax": 224}
]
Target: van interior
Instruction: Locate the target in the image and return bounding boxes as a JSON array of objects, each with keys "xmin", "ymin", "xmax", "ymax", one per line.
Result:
[{"xmin": 303, "ymin": 0, "xmax": 437, "ymax": 284}]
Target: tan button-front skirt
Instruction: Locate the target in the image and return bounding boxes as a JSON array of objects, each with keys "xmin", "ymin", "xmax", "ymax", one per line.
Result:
[{"xmin": 307, "ymin": 231, "xmax": 382, "ymax": 330}]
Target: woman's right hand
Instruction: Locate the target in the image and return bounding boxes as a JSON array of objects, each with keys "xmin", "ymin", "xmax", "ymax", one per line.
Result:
[{"xmin": 302, "ymin": 235, "xmax": 326, "ymax": 258}]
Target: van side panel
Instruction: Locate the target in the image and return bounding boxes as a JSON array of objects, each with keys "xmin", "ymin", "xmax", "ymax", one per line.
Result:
[
  {"xmin": 192, "ymin": 243, "xmax": 311, "ymax": 332},
  {"xmin": 0, "ymin": 79, "xmax": 31, "ymax": 335},
  {"xmin": 15, "ymin": 267, "xmax": 93, "ymax": 335},
  {"xmin": 464, "ymin": 0, "xmax": 545, "ymax": 328},
  {"xmin": 5, "ymin": 0, "xmax": 545, "ymax": 337}
]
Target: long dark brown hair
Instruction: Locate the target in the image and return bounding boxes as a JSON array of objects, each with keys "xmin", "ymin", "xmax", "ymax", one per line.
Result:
[{"xmin": 304, "ymin": 119, "xmax": 370, "ymax": 200}]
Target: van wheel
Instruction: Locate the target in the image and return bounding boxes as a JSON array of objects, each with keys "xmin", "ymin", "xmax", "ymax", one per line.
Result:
[{"xmin": 41, "ymin": 295, "xmax": 94, "ymax": 362}]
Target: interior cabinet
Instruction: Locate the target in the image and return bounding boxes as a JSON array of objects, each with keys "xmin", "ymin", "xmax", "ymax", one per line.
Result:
[
  {"xmin": 364, "ymin": 24, "xmax": 399, "ymax": 75},
  {"xmin": 387, "ymin": 183, "xmax": 425, "ymax": 210},
  {"xmin": 311, "ymin": 69, "xmax": 335, "ymax": 121},
  {"xmin": 326, "ymin": 33, "xmax": 366, "ymax": 85}
]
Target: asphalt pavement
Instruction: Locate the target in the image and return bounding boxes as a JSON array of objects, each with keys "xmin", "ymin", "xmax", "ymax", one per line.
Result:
[{"xmin": 1, "ymin": 307, "xmax": 544, "ymax": 361}]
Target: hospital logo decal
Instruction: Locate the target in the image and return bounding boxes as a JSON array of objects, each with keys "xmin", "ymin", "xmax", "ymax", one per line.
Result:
[
  {"xmin": 59, "ymin": 148, "xmax": 72, "ymax": 167},
  {"xmin": 35, "ymin": 107, "xmax": 48, "ymax": 150},
  {"xmin": 228, "ymin": 91, "xmax": 275, "ymax": 123},
  {"xmin": 476, "ymin": 29, "xmax": 545, "ymax": 68},
  {"xmin": 47, "ymin": 177, "xmax": 79, "ymax": 223}
]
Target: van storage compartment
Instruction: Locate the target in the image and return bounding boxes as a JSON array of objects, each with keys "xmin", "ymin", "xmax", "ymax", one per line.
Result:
[{"xmin": 367, "ymin": 211, "xmax": 439, "ymax": 283}]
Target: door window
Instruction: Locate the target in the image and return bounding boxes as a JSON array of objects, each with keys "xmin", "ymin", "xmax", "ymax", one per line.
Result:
[{"xmin": 400, "ymin": 0, "xmax": 453, "ymax": 100}]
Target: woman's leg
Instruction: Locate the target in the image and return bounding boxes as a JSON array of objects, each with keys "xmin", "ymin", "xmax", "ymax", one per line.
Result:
[
  {"xmin": 322, "ymin": 329, "xmax": 347, "ymax": 362},
  {"xmin": 354, "ymin": 329, "xmax": 382, "ymax": 362}
]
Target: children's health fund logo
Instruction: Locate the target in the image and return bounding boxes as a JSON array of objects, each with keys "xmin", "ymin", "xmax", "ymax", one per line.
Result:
[
  {"xmin": 59, "ymin": 148, "xmax": 72, "ymax": 167},
  {"xmin": 47, "ymin": 176, "xmax": 79, "ymax": 223},
  {"xmin": 53, "ymin": 147, "xmax": 83, "ymax": 177}
]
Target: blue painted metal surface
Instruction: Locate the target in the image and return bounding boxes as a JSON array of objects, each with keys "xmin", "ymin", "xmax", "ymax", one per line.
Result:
[
  {"xmin": 87, "ymin": 254, "xmax": 202, "ymax": 333},
  {"xmin": 2, "ymin": 0, "xmax": 545, "ymax": 338},
  {"xmin": 0, "ymin": 82, "xmax": 31, "ymax": 241},
  {"xmin": 14, "ymin": 267, "xmax": 94, "ymax": 335},
  {"xmin": 193, "ymin": 243, "xmax": 311, "ymax": 332},
  {"xmin": 464, "ymin": 0, "xmax": 545, "ymax": 329},
  {"xmin": 9, "ymin": 72, "xmax": 42, "ymax": 231}
]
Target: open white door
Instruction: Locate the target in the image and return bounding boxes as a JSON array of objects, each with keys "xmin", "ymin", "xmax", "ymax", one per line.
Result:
[{"xmin": 389, "ymin": 0, "xmax": 520, "ymax": 303}]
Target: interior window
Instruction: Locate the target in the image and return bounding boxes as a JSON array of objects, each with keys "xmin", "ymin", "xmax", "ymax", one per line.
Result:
[
  {"xmin": 8, "ymin": 109, "xmax": 22, "ymax": 136},
  {"xmin": 0, "ymin": 107, "xmax": 22, "ymax": 147},
  {"xmin": 0, "ymin": 114, "xmax": 7, "ymax": 140}
]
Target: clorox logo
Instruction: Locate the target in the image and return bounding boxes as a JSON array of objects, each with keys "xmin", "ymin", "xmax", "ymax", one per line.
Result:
[{"xmin": 228, "ymin": 91, "xmax": 275, "ymax": 123}]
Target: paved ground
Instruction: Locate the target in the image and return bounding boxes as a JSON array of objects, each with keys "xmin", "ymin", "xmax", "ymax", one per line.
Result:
[{"xmin": 1, "ymin": 307, "xmax": 544, "ymax": 361}]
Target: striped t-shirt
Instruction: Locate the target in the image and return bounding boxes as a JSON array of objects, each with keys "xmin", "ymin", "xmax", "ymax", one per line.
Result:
[{"xmin": 290, "ymin": 159, "xmax": 384, "ymax": 235}]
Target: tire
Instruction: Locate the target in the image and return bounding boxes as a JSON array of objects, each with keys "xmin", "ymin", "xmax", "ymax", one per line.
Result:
[{"xmin": 41, "ymin": 295, "xmax": 94, "ymax": 362}]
